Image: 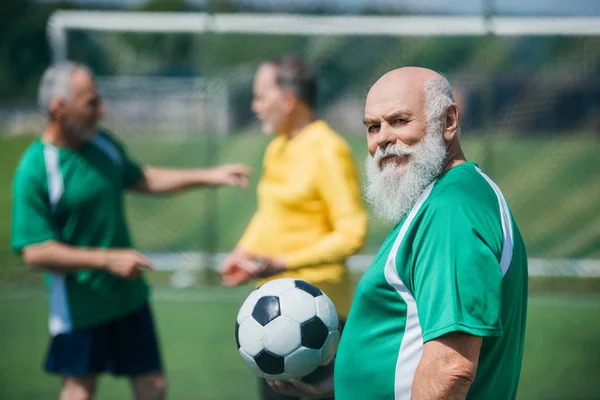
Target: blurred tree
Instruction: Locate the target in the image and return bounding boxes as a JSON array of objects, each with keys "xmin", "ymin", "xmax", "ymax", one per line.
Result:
[
  {"xmin": 210, "ymin": 0, "xmax": 237, "ymax": 13},
  {"xmin": 143, "ymin": 0, "xmax": 189, "ymax": 12},
  {"xmin": 0, "ymin": 0, "xmax": 75, "ymax": 101}
]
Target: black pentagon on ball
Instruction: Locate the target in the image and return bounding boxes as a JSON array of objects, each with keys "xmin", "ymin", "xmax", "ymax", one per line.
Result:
[
  {"xmin": 235, "ymin": 321, "xmax": 240, "ymax": 349},
  {"xmin": 254, "ymin": 349, "xmax": 285, "ymax": 375},
  {"xmin": 300, "ymin": 317, "xmax": 329, "ymax": 349},
  {"xmin": 294, "ymin": 280, "xmax": 322, "ymax": 297},
  {"xmin": 252, "ymin": 296, "xmax": 281, "ymax": 326}
]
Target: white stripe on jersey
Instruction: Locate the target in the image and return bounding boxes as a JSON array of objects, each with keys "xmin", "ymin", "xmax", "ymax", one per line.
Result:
[
  {"xmin": 43, "ymin": 144, "xmax": 73, "ymax": 336},
  {"xmin": 384, "ymin": 181, "xmax": 435, "ymax": 400},
  {"xmin": 476, "ymin": 167, "xmax": 514, "ymax": 277}
]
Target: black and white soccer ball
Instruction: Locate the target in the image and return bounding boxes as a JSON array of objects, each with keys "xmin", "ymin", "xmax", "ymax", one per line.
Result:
[{"xmin": 235, "ymin": 278, "xmax": 340, "ymax": 381}]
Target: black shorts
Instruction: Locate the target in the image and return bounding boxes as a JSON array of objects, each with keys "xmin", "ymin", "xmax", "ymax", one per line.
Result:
[{"xmin": 44, "ymin": 302, "xmax": 163, "ymax": 377}]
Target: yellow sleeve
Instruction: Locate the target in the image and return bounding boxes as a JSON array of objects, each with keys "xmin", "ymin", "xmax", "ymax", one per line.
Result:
[{"xmin": 284, "ymin": 141, "xmax": 368, "ymax": 269}]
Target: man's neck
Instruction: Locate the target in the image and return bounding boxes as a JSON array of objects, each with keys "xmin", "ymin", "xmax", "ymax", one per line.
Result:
[
  {"xmin": 282, "ymin": 109, "xmax": 316, "ymax": 140},
  {"xmin": 442, "ymin": 141, "xmax": 467, "ymax": 172},
  {"xmin": 42, "ymin": 123, "xmax": 82, "ymax": 149}
]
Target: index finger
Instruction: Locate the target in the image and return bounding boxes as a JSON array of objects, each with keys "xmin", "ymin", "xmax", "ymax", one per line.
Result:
[
  {"xmin": 135, "ymin": 253, "xmax": 155, "ymax": 270},
  {"xmin": 231, "ymin": 164, "xmax": 252, "ymax": 176},
  {"xmin": 237, "ymin": 177, "xmax": 249, "ymax": 190}
]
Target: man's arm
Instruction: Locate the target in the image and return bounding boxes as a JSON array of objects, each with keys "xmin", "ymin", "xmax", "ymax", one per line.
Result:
[
  {"xmin": 98, "ymin": 131, "xmax": 250, "ymax": 193},
  {"xmin": 133, "ymin": 164, "xmax": 251, "ymax": 194},
  {"xmin": 23, "ymin": 241, "xmax": 106, "ymax": 271},
  {"xmin": 408, "ymin": 198, "xmax": 505, "ymax": 399},
  {"xmin": 23, "ymin": 241, "xmax": 153, "ymax": 279},
  {"xmin": 411, "ymin": 332, "xmax": 481, "ymax": 400}
]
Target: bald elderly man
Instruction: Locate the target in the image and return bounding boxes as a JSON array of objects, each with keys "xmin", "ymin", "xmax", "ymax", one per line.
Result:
[{"xmin": 268, "ymin": 67, "xmax": 528, "ymax": 400}]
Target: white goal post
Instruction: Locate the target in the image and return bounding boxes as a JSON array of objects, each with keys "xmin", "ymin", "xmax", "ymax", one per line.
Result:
[
  {"xmin": 44, "ymin": 11, "xmax": 600, "ymax": 280},
  {"xmin": 47, "ymin": 12, "xmax": 600, "ymax": 63}
]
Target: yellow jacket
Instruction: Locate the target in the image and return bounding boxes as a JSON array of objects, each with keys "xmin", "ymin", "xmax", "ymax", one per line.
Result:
[{"xmin": 239, "ymin": 120, "xmax": 367, "ymax": 285}]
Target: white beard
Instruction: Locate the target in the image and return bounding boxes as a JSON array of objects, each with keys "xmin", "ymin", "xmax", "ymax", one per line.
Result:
[
  {"xmin": 261, "ymin": 120, "xmax": 275, "ymax": 135},
  {"xmin": 364, "ymin": 126, "xmax": 448, "ymax": 224},
  {"xmin": 260, "ymin": 113, "xmax": 284, "ymax": 136}
]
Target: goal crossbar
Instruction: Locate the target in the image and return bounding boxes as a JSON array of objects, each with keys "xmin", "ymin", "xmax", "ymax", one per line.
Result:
[{"xmin": 47, "ymin": 11, "xmax": 600, "ymax": 62}]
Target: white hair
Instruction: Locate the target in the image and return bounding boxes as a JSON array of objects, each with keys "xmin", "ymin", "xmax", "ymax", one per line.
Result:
[
  {"xmin": 424, "ymin": 75, "xmax": 460, "ymax": 136},
  {"xmin": 38, "ymin": 62, "xmax": 92, "ymax": 115}
]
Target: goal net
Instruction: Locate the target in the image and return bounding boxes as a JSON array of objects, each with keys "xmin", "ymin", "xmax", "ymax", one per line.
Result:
[
  {"xmin": 97, "ymin": 76, "xmax": 229, "ymax": 139},
  {"xmin": 46, "ymin": 11, "xmax": 600, "ymax": 284}
]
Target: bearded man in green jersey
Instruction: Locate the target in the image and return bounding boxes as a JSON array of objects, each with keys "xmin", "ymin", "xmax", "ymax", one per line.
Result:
[
  {"xmin": 268, "ymin": 67, "xmax": 528, "ymax": 400},
  {"xmin": 10, "ymin": 62, "xmax": 251, "ymax": 400}
]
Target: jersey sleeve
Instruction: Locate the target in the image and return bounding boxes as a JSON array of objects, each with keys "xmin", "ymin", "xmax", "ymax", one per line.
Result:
[
  {"xmin": 410, "ymin": 198, "xmax": 504, "ymax": 343},
  {"xmin": 11, "ymin": 160, "xmax": 57, "ymax": 252},
  {"xmin": 121, "ymin": 148, "xmax": 144, "ymax": 188},
  {"xmin": 99, "ymin": 129, "xmax": 144, "ymax": 188}
]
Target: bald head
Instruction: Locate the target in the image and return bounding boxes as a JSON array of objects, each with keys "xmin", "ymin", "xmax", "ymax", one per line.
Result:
[
  {"xmin": 368, "ymin": 67, "xmax": 441, "ymax": 103},
  {"xmin": 363, "ymin": 67, "xmax": 459, "ymax": 157},
  {"xmin": 365, "ymin": 67, "xmax": 450, "ymax": 129}
]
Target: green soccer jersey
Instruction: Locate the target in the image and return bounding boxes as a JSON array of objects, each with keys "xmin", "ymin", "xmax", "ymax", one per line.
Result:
[
  {"xmin": 11, "ymin": 130, "xmax": 149, "ymax": 335},
  {"xmin": 334, "ymin": 162, "xmax": 528, "ymax": 400}
]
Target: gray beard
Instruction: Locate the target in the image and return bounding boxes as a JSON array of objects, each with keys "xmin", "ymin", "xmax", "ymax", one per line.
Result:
[{"xmin": 364, "ymin": 126, "xmax": 448, "ymax": 224}]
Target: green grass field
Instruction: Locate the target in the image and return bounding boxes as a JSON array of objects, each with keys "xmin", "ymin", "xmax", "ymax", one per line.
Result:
[{"xmin": 1, "ymin": 285, "xmax": 599, "ymax": 399}]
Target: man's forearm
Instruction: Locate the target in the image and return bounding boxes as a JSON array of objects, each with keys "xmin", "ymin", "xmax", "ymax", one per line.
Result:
[
  {"xmin": 411, "ymin": 362, "xmax": 474, "ymax": 400},
  {"xmin": 135, "ymin": 167, "xmax": 216, "ymax": 194},
  {"xmin": 283, "ymin": 230, "xmax": 361, "ymax": 270},
  {"xmin": 411, "ymin": 333, "xmax": 480, "ymax": 400},
  {"xmin": 23, "ymin": 241, "xmax": 107, "ymax": 272}
]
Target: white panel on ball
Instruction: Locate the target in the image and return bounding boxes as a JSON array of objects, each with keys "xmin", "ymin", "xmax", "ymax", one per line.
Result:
[
  {"xmin": 320, "ymin": 330, "xmax": 340, "ymax": 366},
  {"xmin": 236, "ymin": 289, "xmax": 262, "ymax": 324},
  {"xmin": 279, "ymin": 289, "xmax": 318, "ymax": 323},
  {"xmin": 284, "ymin": 347, "xmax": 322, "ymax": 379},
  {"xmin": 258, "ymin": 278, "xmax": 297, "ymax": 297},
  {"xmin": 262, "ymin": 316, "xmax": 302, "ymax": 356},
  {"xmin": 238, "ymin": 317, "xmax": 266, "ymax": 357},
  {"xmin": 239, "ymin": 348, "xmax": 266, "ymax": 378},
  {"xmin": 315, "ymin": 294, "xmax": 339, "ymax": 332}
]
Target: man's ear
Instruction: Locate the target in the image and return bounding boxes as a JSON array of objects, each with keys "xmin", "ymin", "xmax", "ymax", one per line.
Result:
[
  {"xmin": 281, "ymin": 91, "xmax": 297, "ymax": 114},
  {"xmin": 49, "ymin": 98, "xmax": 65, "ymax": 119},
  {"xmin": 443, "ymin": 103, "xmax": 460, "ymax": 143}
]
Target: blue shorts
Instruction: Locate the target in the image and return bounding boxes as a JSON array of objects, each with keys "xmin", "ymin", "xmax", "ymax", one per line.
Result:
[{"xmin": 44, "ymin": 302, "xmax": 163, "ymax": 377}]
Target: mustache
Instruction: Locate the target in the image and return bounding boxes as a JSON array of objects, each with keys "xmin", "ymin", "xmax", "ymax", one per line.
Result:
[{"xmin": 372, "ymin": 143, "xmax": 416, "ymax": 163}]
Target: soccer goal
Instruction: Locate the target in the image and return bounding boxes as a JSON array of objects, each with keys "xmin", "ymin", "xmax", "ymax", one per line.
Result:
[{"xmin": 46, "ymin": 11, "xmax": 600, "ymax": 283}]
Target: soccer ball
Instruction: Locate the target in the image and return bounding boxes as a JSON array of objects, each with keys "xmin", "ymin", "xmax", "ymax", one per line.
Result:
[{"xmin": 235, "ymin": 278, "xmax": 340, "ymax": 381}]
